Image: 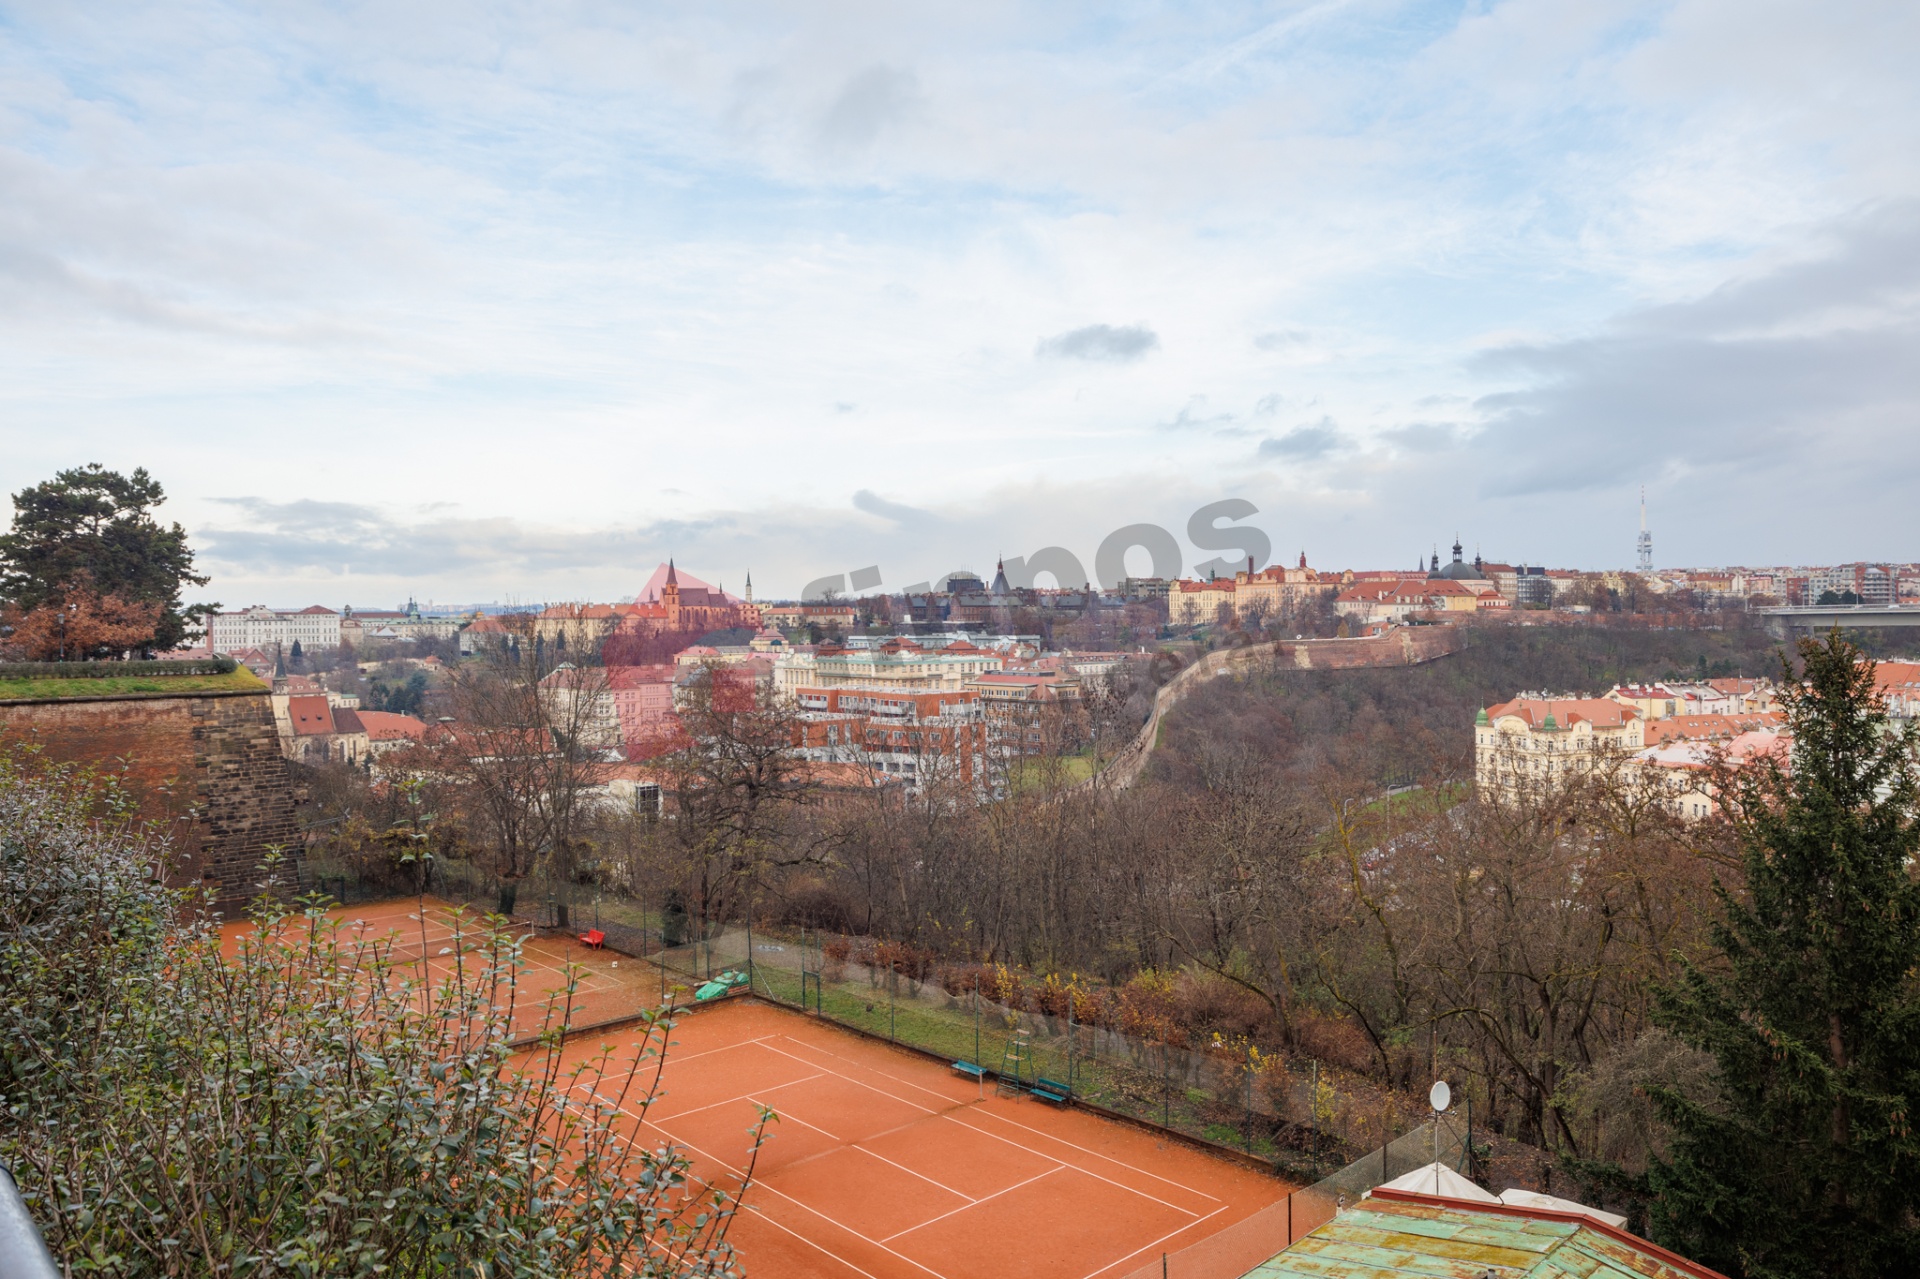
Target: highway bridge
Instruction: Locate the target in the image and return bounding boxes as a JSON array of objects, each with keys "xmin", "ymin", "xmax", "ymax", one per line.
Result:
[{"xmin": 1757, "ymin": 605, "xmax": 1920, "ymax": 637}]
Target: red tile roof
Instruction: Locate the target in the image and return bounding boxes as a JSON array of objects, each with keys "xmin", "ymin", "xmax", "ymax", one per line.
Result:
[
  {"xmin": 1484, "ymin": 697, "xmax": 1641, "ymax": 729},
  {"xmin": 356, "ymin": 711, "xmax": 427, "ymax": 741},
  {"xmin": 286, "ymin": 695, "xmax": 336, "ymax": 736},
  {"xmin": 607, "ymin": 664, "xmax": 677, "ymax": 689},
  {"xmin": 1645, "ymin": 712, "xmax": 1786, "ymax": 745}
]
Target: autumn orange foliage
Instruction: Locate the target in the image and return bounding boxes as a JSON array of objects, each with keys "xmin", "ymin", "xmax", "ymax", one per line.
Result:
[{"xmin": 0, "ymin": 573, "xmax": 163, "ymax": 660}]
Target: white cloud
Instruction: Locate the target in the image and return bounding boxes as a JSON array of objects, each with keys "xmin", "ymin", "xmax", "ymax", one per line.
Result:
[{"xmin": 0, "ymin": 1, "xmax": 1915, "ymax": 600}]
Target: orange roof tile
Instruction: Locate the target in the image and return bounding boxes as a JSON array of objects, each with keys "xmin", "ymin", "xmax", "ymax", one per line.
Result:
[
  {"xmin": 286, "ymin": 695, "xmax": 336, "ymax": 736},
  {"xmin": 1485, "ymin": 697, "xmax": 1641, "ymax": 729}
]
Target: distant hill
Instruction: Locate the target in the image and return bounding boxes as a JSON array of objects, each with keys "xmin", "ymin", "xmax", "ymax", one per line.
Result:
[{"xmin": 1149, "ymin": 618, "xmax": 1908, "ymax": 790}]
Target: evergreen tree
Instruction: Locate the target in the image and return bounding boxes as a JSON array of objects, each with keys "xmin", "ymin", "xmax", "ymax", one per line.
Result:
[
  {"xmin": 0, "ymin": 465, "xmax": 211, "ymax": 652},
  {"xmin": 1650, "ymin": 631, "xmax": 1920, "ymax": 1278}
]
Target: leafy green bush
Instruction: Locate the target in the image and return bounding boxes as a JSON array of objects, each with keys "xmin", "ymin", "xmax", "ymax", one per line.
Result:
[{"xmin": 0, "ymin": 747, "xmax": 758, "ymax": 1277}]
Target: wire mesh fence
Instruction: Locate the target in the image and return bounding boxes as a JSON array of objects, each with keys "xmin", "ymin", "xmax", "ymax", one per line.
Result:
[
  {"xmin": 296, "ymin": 855, "xmax": 1470, "ymax": 1211},
  {"xmin": 1111, "ymin": 1114, "xmax": 1469, "ymax": 1279}
]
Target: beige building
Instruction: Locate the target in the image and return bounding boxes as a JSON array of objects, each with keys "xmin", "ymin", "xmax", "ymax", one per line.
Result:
[
  {"xmin": 773, "ymin": 637, "xmax": 1002, "ymax": 696},
  {"xmin": 1633, "ymin": 730, "xmax": 1790, "ymax": 821},
  {"xmin": 339, "ymin": 602, "xmax": 464, "ymax": 647},
  {"xmin": 536, "ymin": 664, "xmax": 622, "ymax": 752},
  {"xmin": 1336, "ymin": 578, "xmax": 1495, "ymax": 623},
  {"xmin": 1604, "ymin": 683, "xmax": 1685, "ymax": 720},
  {"xmin": 1229, "ymin": 556, "xmax": 1340, "ymax": 623},
  {"xmin": 1168, "ymin": 578, "xmax": 1236, "ymax": 628},
  {"xmin": 1475, "ymin": 697, "xmax": 1646, "ymax": 800},
  {"xmin": 531, "ymin": 603, "xmax": 623, "ymax": 654},
  {"xmin": 1607, "ymin": 679, "xmax": 1777, "ymax": 721},
  {"xmin": 963, "ymin": 670, "xmax": 1087, "ymax": 755}
]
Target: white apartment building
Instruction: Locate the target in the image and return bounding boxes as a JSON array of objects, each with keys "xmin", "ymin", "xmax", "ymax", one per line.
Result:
[{"xmin": 208, "ymin": 605, "xmax": 341, "ymax": 654}]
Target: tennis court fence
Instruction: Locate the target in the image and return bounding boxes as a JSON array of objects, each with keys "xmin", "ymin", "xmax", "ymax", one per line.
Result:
[{"xmin": 298, "ymin": 856, "xmax": 1473, "ymax": 1221}]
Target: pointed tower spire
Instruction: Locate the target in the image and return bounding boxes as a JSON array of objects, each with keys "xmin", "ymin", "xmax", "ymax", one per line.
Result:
[
  {"xmin": 744, "ymin": 570, "xmax": 753, "ymax": 605},
  {"xmin": 666, "ymin": 558, "xmax": 679, "ymax": 586}
]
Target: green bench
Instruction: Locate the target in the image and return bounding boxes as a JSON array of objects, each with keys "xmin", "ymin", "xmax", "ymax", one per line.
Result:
[
  {"xmin": 1030, "ymin": 1077, "xmax": 1071, "ymax": 1104},
  {"xmin": 951, "ymin": 1060, "xmax": 987, "ymax": 1081}
]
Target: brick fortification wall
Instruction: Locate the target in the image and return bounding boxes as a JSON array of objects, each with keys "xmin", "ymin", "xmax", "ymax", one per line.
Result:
[
  {"xmin": 1271, "ymin": 625, "xmax": 1464, "ymax": 670},
  {"xmin": 0, "ymin": 690, "xmax": 300, "ymax": 913}
]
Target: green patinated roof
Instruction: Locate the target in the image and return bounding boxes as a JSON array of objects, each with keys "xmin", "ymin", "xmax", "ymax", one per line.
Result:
[{"xmin": 1242, "ymin": 1197, "xmax": 1711, "ymax": 1279}]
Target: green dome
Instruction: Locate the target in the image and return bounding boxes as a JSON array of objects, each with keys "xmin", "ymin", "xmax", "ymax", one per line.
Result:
[
  {"xmin": 1542, "ymin": 712, "xmax": 1558, "ymax": 729},
  {"xmin": 1475, "ymin": 709, "xmax": 1489, "ymax": 725}
]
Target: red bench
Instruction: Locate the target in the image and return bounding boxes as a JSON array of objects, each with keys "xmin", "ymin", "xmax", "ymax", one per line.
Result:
[{"xmin": 579, "ymin": 929, "xmax": 606, "ymax": 949}]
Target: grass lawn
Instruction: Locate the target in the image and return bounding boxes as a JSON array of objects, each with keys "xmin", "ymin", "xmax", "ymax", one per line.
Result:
[
  {"xmin": 1356, "ymin": 782, "xmax": 1468, "ymax": 819},
  {"xmin": 0, "ymin": 668, "xmax": 266, "ymax": 700},
  {"xmin": 1006, "ymin": 753, "xmax": 1102, "ymax": 793}
]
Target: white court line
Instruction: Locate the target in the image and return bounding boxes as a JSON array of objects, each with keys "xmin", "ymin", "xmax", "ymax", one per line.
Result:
[
  {"xmin": 768, "ymin": 1034, "xmax": 980, "ymax": 1109},
  {"xmin": 734, "ymin": 1203, "xmax": 891, "ymax": 1279},
  {"xmin": 645, "ymin": 1033, "xmax": 783, "ymax": 1069},
  {"xmin": 852, "ymin": 1145, "xmax": 981, "ymax": 1206},
  {"xmin": 732, "ymin": 1176, "xmax": 953, "ymax": 1279},
  {"xmin": 586, "ymin": 1021, "xmax": 1245, "ymax": 1279},
  {"xmin": 757, "ymin": 1039, "xmax": 942, "ymax": 1115},
  {"xmin": 630, "ymin": 1072, "xmax": 826, "ymax": 1126},
  {"xmin": 962, "ymin": 1107, "xmax": 1226, "ymax": 1204},
  {"xmin": 879, "ymin": 1165, "xmax": 1059, "ymax": 1242},
  {"xmin": 602, "ymin": 1109, "xmax": 953, "ymax": 1279},
  {"xmin": 744, "ymin": 1095, "xmax": 842, "ymax": 1144},
  {"xmin": 940, "ymin": 1114, "xmax": 1201, "ymax": 1219},
  {"xmin": 766, "ymin": 1029, "xmax": 1218, "ymax": 1217},
  {"xmin": 1083, "ymin": 1205, "xmax": 1228, "ymax": 1279}
]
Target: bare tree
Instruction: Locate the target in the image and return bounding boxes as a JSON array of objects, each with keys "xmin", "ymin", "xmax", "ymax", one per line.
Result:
[
  {"xmin": 641, "ymin": 664, "xmax": 841, "ymax": 924},
  {"xmin": 425, "ymin": 643, "xmax": 610, "ymax": 911}
]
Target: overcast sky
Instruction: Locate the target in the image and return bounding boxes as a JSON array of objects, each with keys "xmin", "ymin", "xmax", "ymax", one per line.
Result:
[{"xmin": 3, "ymin": 1, "xmax": 1916, "ymax": 606}]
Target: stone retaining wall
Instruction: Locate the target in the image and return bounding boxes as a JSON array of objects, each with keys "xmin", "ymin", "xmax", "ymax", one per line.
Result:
[{"xmin": 0, "ymin": 689, "xmax": 300, "ymax": 912}]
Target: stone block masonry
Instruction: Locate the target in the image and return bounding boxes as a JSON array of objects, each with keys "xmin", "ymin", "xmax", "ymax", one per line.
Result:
[{"xmin": 0, "ymin": 689, "xmax": 300, "ymax": 914}]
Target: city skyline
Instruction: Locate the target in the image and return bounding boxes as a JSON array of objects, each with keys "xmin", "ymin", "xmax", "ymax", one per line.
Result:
[{"xmin": 3, "ymin": 2, "xmax": 1916, "ymax": 603}]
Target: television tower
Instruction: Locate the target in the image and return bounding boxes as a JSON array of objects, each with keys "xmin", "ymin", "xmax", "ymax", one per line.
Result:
[{"xmin": 1636, "ymin": 487, "xmax": 1653, "ymax": 573}]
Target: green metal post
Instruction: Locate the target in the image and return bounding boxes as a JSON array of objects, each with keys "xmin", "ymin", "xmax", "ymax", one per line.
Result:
[
  {"xmin": 1245, "ymin": 1047, "xmax": 1254, "ymax": 1153},
  {"xmin": 1310, "ymin": 1060, "xmax": 1319, "ymax": 1172},
  {"xmin": 1162, "ymin": 1045, "xmax": 1170, "ymax": 1128}
]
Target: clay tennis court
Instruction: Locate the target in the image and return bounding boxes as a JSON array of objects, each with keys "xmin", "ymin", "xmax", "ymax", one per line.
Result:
[
  {"xmin": 561, "ymin": 999, "xmax": 1293, "ymax": 1279},
  {"xmin": 230, "ymin": 897, "xmax": 1294, "ymax": 1277},
  {"xmin": 222, "ymin": 897, "xmax": 669, "ymax": 1038}
]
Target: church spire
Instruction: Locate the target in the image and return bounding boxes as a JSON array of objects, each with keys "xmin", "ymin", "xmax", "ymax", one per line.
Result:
[{"xmin": 665, "ymin": 558, "xmax": 678, "ymax": 587}]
